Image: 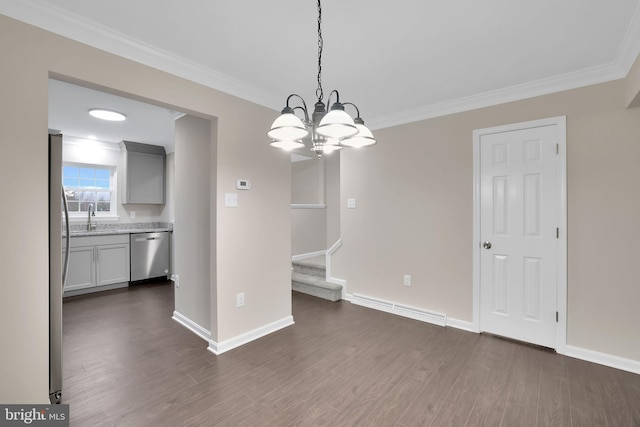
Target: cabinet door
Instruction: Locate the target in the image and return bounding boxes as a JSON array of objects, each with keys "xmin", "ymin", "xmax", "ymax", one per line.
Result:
[
  {"xmin": 127, "ymin": 151, "xmax": 165, "ymax": 204},
  {"xmin": 65, "ymin": 246, "xmax": 95, "ymax": 291},
  {"xmin": 96, "ymin": 244, "xmax": 130, "ymax": 286}
]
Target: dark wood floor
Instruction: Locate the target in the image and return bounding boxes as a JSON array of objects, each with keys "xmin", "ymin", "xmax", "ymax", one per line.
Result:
[{"xmin": 62, "ymin": 282, "xmax": 640, "ymax": 426}]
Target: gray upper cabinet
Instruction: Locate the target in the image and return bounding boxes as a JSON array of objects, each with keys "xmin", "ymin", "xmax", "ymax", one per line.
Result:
[{"xmin": 122, "ymin": 141, "xmax": 166, "ymax": 204}]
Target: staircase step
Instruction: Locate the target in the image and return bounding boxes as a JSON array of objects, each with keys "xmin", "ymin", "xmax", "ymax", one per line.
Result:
[
  {"xmin": 292, "ymin": 257, "xmax": 326, "ymax": 277},
  {"xmin": 292, "ymin": 271, "xmax": 342, "ymax": 302}
]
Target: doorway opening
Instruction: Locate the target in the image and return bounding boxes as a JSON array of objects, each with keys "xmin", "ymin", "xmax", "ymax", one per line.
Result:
[{"xmin": 48, "ymin": 75, "xmax": 213, "ymax": 404}]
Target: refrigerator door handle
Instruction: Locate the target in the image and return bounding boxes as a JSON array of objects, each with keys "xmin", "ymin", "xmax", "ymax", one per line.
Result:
[{"xmin": 62, "ymin": 187, "xmax": 70, "ymax": 288}]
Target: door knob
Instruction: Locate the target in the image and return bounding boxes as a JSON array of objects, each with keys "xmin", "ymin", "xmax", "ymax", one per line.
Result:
[{"xmin": 482, "ymin": 241, "xmax": 492, "ymax": 249}]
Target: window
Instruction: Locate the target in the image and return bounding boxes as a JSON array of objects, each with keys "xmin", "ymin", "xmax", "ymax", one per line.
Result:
[{"xmin": 63, "ymin": 164, "xmax": 116, "ymax": 215}]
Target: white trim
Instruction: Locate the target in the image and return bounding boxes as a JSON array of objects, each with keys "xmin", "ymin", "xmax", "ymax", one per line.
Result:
[
  {"xmin": 172, "ymin": 311, "xmax": 211, "ymax": 342},
  {"xmin": 351, "ymin": 293, "xmax": 447, "ymax": 327},
  {"xmin": 368, "ymin": 66, "xmax": 625, "ymax": 130},
  {"xmin": 326, "ymin": 239, "xmax": 347, "ymax": 296},
  {"xmin": 446, "ymin": 317, "xmax": 476, "ymax": 333},
  {"xmin": 565, "ymin": 345, "xmax": 640, "ymax": 376},
  {"xmin": 555, "ymin": 118, "xmax": 568, "ymax": 355},
  {"xmin": 616, "ymin": 1, "xmax": 640, "ymax": 73},
  {"xmin": 292, "ymin": 250, "xmax": 326, "ymax": 262},
  {"xmin": 327, "ymin": 238, "xmax": 342, "ymax": 256},
  {"xmin": 472, "ymin": 116, "xmax": 568, "ymax": 352},
  {"xmin": 2, "ymin": 1, "xmax": 640, "ymax": 131},
  {"xmin": 207, "ymin": 316, "xmax": 294, "ymax": 355},
  {"xmin": 290, "ymin": 204, "xmax": 326, "ymax": 209}
]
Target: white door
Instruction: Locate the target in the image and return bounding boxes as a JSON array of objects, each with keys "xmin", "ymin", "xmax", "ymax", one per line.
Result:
[{"xmin": 478, "ymin": 123, "xmax": 560, "ymax": 348}]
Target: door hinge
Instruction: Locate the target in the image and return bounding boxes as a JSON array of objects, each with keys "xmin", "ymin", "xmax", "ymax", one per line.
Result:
[
  {"xmin": 556, "ymin": 143, "xmax": 559, "ymax": 154},
  {"xmin": 556, "ymin": 311, "xmax": 559, "ymax": 322},
  {"xmin": 556, "ymin": 227, "xmax": 559, "ymax": 238}
]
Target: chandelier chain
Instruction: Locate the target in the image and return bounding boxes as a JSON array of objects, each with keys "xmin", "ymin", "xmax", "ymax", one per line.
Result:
[{"xmin": 316, "ymin": 0, "xmax": 324, "ymax": 102}]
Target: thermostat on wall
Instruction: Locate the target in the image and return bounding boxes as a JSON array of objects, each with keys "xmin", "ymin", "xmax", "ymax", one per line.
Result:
[{"xmin": 236, "ymin": 179, "xmax": 251, "ymax": 190}]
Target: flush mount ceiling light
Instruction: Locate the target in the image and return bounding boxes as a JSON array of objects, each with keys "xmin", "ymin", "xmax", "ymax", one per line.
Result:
[
  {"xmin": 267, "ymin": 0, "xmax": 376, "ymax": 156},
  {"xmin": 89, "ymin": 108, "xmax": 127, "ymax": 122}
]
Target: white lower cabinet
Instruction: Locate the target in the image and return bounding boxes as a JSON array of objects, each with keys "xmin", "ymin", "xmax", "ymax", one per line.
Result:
[
  {"xmin": 64, "ymin": 234, "xmax": 130, "ymax": 294},
  {"xmin": 66, "ymin": 246, "xmax": 95, "ymax": 291}
]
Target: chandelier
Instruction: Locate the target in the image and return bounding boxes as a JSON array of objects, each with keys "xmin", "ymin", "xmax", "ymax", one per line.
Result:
[{"xmin": 267, "ymin": 0, "xmax": 376, "ymax": 156}]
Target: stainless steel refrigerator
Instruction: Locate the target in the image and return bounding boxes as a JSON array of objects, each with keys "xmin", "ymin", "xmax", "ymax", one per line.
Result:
[{"xmin": 49, "ymin": 133, "xmax": 69, "ymax": 404}]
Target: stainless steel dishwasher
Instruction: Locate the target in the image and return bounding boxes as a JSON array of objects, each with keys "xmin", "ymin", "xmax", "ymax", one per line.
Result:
[{"xmin": 130, "ymin": 232, "xmax": 170, "ymax": 282}]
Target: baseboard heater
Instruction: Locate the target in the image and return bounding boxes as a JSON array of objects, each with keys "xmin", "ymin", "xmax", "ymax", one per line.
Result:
[{"xmin": 351, "ymin": 293, "xmax": 447, "ymax": 327}]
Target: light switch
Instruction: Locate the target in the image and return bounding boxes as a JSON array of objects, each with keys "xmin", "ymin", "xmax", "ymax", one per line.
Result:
[
  {"xmin": 347, "ymin": 198, "xmax": 357, "ymax": 209},
  {"xmin": 225, "ymin": 193, "xmax": 238, "ymax": 207}
]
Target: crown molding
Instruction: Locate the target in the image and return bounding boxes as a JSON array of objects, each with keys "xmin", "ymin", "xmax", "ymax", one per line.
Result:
[
  {"xmin": 367, "ymin": 61, "xmax": 628, "ymax": 130},
  {"xmin": 616, "ymin": 0, "xmax": 640, "ymax": 72},
  {"xmin": 0, "ymin": 0, "xmax": 281, "ymax": 111},
  {"xmin": 2, "ymin": 0, "xmax": 640, "ymax": 131}
]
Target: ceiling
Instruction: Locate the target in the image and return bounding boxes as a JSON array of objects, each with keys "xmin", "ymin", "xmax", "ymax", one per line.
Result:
[
  {"xmin": 48, "ymin": 79, "xmax": 180, "ymax": 151},
  {"xmin": 5, "ymin": 0, "xmax": 640, "ymax": 147}
]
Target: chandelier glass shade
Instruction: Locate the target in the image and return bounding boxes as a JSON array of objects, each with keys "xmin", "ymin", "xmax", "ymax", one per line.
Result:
[
  {"xmin": 316, "ymin": 107, "xmax": 358, "ymax": 139},
  {"xmin": 267, "ymin": 0, "xmax": 376, "ymax": 156}
]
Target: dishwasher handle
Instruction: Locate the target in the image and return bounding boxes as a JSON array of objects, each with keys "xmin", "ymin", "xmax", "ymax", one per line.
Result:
[{"xmin": 135, "ymin": 236, "xmax": 164, "ymax": 242}]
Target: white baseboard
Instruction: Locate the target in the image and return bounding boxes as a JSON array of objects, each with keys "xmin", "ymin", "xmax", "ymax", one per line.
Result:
[
  {"xmin": 172, "ymin": 311, "xmax": 211, "ymax": 342},
  {"xmin": 208, "ymin": 315, "xmax": 295, "ymax": 355},
  {"xmin": 565, "ymin": 345, "xmax": 640, "ymax": 375},
  {"xmin": 351, "ymin": 293, "xmax": 447, "ymax": 327},
  {"xmin": 292, "ymin": 251, "xmax": 326, "ymax": 262},
  {"xmin": 346, "ymin": 292, "xmax": 478, "ymax": 334},
  {"xmin": 446, "ymin": 317, "xmax": 476, "ymax": 332}
]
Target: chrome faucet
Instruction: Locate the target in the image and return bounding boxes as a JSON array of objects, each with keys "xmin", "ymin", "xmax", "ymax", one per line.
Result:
[{"xmin": 87, "ymin": 204, "xmax": 97, "ymax": 230}]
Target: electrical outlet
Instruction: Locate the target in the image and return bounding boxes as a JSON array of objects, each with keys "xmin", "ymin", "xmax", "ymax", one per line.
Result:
[
  {"xmin": 236, "ymin": 292, "xmax": 245, "ymax": 307},
  {"xmin": 130, "ymin": 210, "xmax": 136, "ymax": 219},
  {"xmin": 403, "ymin": 275, "xmax": 411, "ymax": 286}
]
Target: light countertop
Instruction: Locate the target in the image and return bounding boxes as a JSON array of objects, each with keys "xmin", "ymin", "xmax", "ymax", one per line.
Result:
[{"xmin": 64, "ymin": 222, "xmax": 173, "ymax": 238}]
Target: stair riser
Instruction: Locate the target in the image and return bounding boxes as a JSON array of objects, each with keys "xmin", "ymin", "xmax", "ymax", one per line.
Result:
[
  {"xmin": 292, "ymin": 281, "xmax": 341, "ymax": 302},
  {"xmin": 292, "ymin": 264, "xmax": 326, "ymax": 278}
]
